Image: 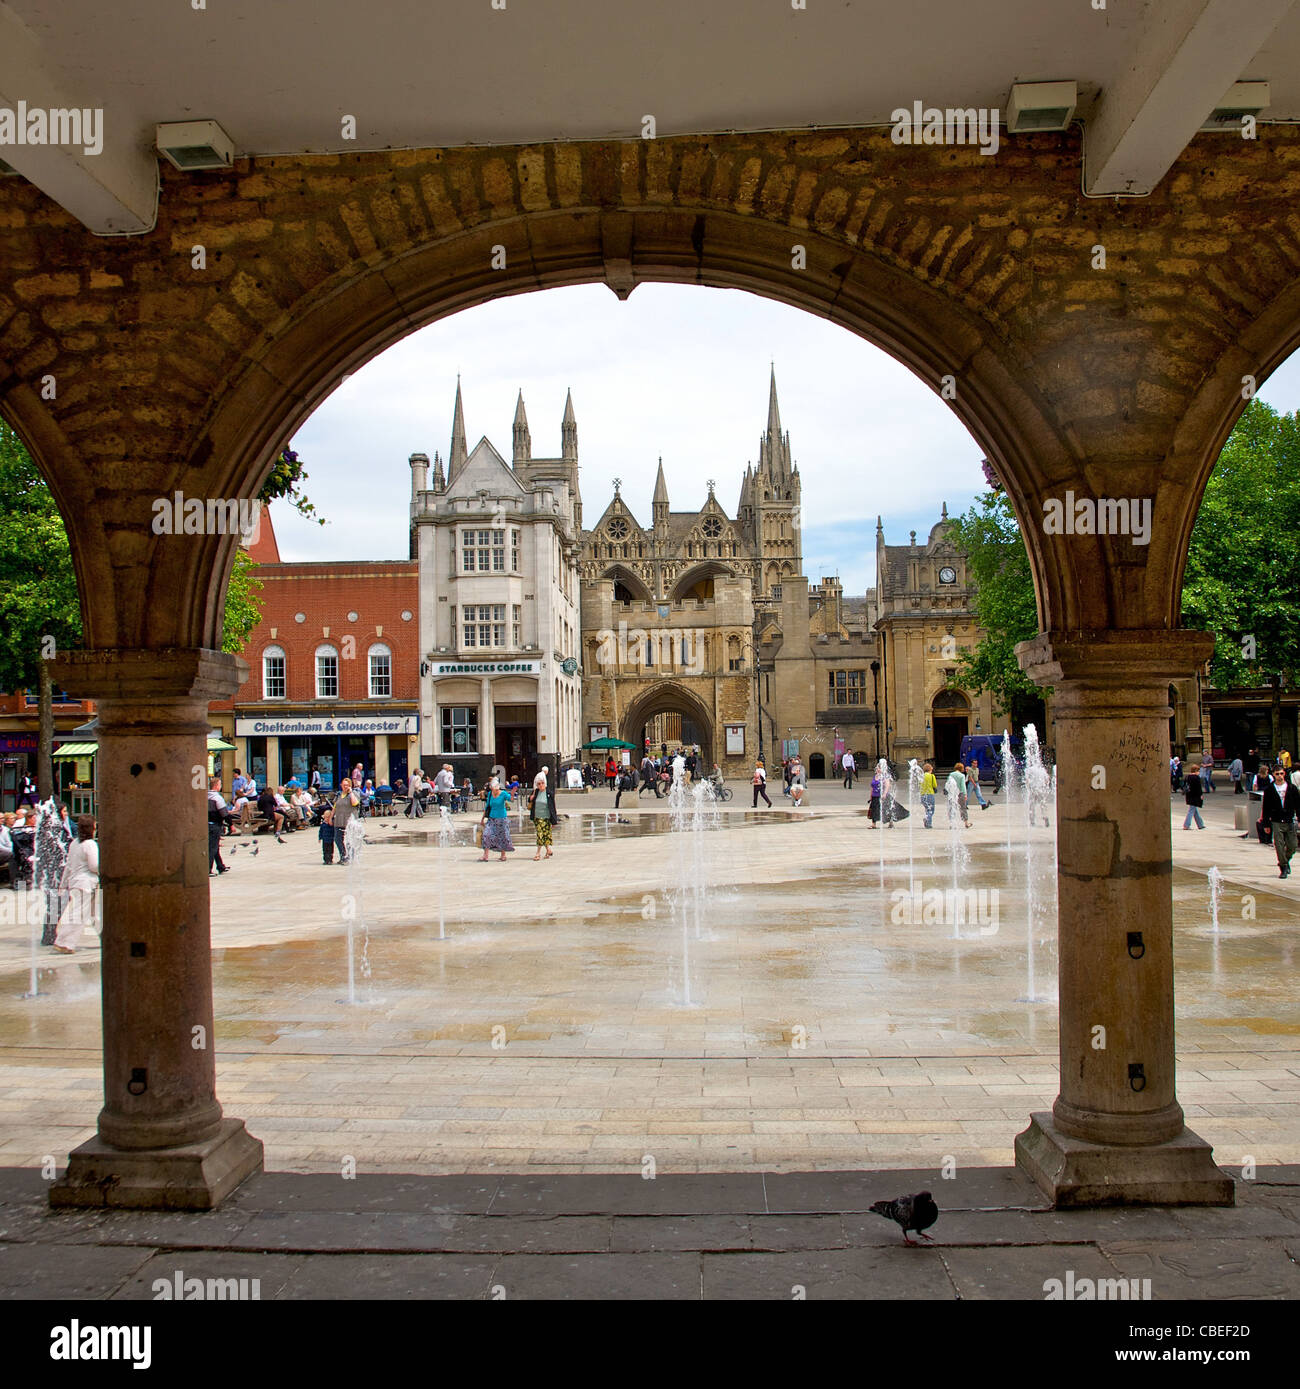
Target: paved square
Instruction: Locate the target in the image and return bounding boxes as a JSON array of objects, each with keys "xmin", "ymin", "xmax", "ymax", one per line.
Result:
[{"xmin": 1, "ymin": 787, "xmax": 1297, "ymax": 1177}]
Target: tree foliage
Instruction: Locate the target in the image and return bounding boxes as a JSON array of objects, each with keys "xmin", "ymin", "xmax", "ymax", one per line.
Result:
[
  {"xmin": 221, "ymin": 546, "xmax": 263, "ymax": 654},
  {"xmin": 1180, "ymin": 398, "xmax": 1300, "ymax": 686},
  {"xmin": 943, "ymin": 488, "xmax": 1044, "ymax": 720},
  {"xmin": 947, "ymin": 398, "xmax": 1300, "ymax": 711},
  {"xmin": 0, "ymin": 421, "xmax": 82, "ymax": 692}
]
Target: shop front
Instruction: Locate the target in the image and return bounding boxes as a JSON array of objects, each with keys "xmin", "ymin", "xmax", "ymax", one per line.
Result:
[
  {"xmin": 234, "ymin": 713, "xmax": 418, "ymax": 790},
  {"xmin": 424, "ymin": 660, "xmax": 548, "ymax": 785}
]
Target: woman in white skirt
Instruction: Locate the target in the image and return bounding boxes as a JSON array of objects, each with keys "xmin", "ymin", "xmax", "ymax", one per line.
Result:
[{"xmin": 53, "ymin": 815, "xmax": 99, "ymax": 953}]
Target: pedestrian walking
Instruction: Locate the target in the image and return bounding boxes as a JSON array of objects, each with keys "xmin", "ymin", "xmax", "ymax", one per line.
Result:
[
  {"xmin": 479, "ymin": 777, "xmax": 514, "ymax": 861},
  {"xmin": 604, "ymin": 757, "xmax": 618, "ymax": 790},
  {"xmin": 327, "ymin": 778, "xmax": 360, "ymax": 862},
  {"xmin": 842, "ymin": 749, "xmax": 856, "ymax": 789},
  {"xmin": 1201, "ymin": 756, "xmax": 1215, "ymax": 792},
  {"xmin": 52, "ymin": 816, "xmax": 99, "ymax": 953},
  {"xmin": 868, "ymin": 772, "xmax": 881, "ymax": 827},
  {"xmin": 752, "ymin": 759, "xmax": 772, "ymax": 808},
  {"xmin": 1182, "ymin": 765, "xmax": 1205, "ymax": 830},
  {"xmin": 529, "ymin": 767, "xmax": 558, "ymax": 860},
  {"xmin": 1261, "ymin": 765, "xmax": 1300, "ymax": 878},
  {"xmin": 1230, "ymin": 755, "xmax": 1244, "ymax": 794},
  {"xmin": 789, "ymin": 756, "xmax": 807, "ymax": 807},
  {"xmin": 207, "ymin": 776, "xmax": 232, "ymax": 876},
  {"xmin": 920, "ymin": 762, "xmax": 937, "ymax": 829},
  {"xmin": 614, "ymin": 764, "xmax": 636, "ymax": 809},
  {"xmin": 946, "ymin": 763, "xmax": 972, "ymax": 828}
]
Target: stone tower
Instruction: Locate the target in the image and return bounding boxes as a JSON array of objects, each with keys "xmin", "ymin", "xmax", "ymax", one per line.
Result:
[{"xmin": 750, "ymin": 367, "xmax": 802, "ymax": 594}]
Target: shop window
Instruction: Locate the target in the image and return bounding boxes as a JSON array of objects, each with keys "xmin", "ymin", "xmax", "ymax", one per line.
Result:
[
  {"xmin": 441, "ymin": 706, "xmax": 478, "ymax": 754},
  {"xmin": 368, "ymin": 644, "xmax": 392, "ymax": 698},
  {"xmin": 262, "ymin": 645, "xmax": 286, "ymax": 700},
  {"xmin": 315, "ymin": 645, "xmax": 339, "ymax": 699}
]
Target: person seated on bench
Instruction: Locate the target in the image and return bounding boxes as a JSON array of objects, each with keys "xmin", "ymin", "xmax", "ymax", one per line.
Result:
[{"xmin": 257, "ymin": 785, "xmax": 285, "ymax": 840}]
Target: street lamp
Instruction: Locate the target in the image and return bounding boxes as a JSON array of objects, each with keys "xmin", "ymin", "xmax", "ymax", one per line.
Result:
[{"xmin": 870, "ymin": 660, "xmax": 881, "ymax": 761}]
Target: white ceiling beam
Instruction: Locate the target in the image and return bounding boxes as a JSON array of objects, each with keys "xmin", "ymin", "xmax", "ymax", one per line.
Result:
[
  {"xmin": 1083, "ymin": 0, "xmax": 1295, "ymax": 196},
  {"xmin": 0, "ymin": 3, "xmax": 156, "ymax": 233}
]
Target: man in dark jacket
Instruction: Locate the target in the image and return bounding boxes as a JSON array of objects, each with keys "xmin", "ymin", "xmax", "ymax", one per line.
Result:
[{"xmin": 1261, "ymin": 765, "xmax": 1300, "ymax": 878}]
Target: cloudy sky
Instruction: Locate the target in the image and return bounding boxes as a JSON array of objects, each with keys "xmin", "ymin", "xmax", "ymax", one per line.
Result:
[{"xmin": 277, "ymin": 282, "xmax": 1300, "ymax": 596}]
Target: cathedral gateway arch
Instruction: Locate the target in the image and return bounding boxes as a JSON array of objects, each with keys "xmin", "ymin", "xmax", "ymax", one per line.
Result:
[{"xmin": 2, "ymin": 1, "xmax": 1299, "ymax": 1210}]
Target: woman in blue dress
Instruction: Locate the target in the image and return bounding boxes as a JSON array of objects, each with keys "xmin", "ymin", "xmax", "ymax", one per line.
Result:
[{"xmin": 478, "ymin": 777, "xmax": 514, "ymax": 861}]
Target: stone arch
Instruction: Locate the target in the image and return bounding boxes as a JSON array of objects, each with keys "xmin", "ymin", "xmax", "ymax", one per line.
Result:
[
  {"xmin": 602, "ymin": 565, "xmax": 652, "ymax": 605},
  {"xmin": 670, "ymin": 560, "xmax": 735, "ymax": 603},
  {"xmin": 620, "ymin": 679, "xmax": 715, "ymax": 766},
  {"xmin": 0, "ymin": 201, "xmax": 1083, "ymax": 651}
]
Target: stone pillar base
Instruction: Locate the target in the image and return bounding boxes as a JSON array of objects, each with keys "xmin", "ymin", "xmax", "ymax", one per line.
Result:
[
  {"xmin": 1015, "ymin": 1113, "xmax": 1234, "ymax": 1208},
  {"xmin": 49, "ymin": 1119, "xmax": 263, "ymax": 1212}
]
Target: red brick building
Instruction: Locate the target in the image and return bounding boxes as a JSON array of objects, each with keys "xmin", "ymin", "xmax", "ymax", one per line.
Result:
[{"xmin": 211, "ymin": 510, "xmax": 419, "ymax": 790}]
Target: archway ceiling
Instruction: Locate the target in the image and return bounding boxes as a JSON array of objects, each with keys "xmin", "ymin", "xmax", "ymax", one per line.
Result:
[{"xmin": 4, "ymin": 0, "xmax": 1300, "ymax": 230}]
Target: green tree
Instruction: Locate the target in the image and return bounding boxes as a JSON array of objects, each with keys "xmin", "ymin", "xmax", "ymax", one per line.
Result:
[
  {"xmin": 0, "ymin": 421, "xmax": 82, "ymax": 797},
  {"xmin": 943, "ymin": 487, "xmax": 1046, "ymax": 726},
  {"xmin": 0, "ymin": 427, "xmax": 319, "ymax": 793},
  {"xmin": 221, "ymin": 546, "xmax": 263, "ymax": 653},
  {"xmin": 1180, "ymin": 398, "xmax": 1300, "ymax": 687}
]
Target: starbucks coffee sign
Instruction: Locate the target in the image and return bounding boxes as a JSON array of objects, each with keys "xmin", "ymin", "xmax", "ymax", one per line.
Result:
[{"xmin": 430, "ymin": 661, "xmax": 542, "ymax": 676}]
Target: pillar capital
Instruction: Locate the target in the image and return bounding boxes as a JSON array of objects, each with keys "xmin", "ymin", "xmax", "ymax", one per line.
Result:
[
  {"xmin": 1016, "ymin": 630, "xmax": 1214, "ymax": 689},
  {"xmin": 50, "ymin": 647, "xmax": 248, "ymax": 705}
]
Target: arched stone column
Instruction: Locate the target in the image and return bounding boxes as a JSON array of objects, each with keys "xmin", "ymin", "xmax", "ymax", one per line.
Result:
[
  {"xmin": 1014, "ymin": 631, "xmax": 1232, "ymax": 1206},
  {"xmin": 47, "ymin": 649, "xmax": 263, "ymax": 1209}
]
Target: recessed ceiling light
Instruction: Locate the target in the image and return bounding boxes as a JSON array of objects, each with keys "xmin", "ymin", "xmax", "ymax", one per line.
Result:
[
  {"xmin": 1006, "ymin": 81, "xmax": 1078, "ymax": 134},
  {"xmin": 155, "ymin": 120, "xmax": 235, "ymax": 171}
]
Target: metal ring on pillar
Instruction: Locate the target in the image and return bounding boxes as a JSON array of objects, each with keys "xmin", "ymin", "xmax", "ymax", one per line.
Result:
[
  {"xmin": 1128, "ymin": 1063, "xmax": 1146, "ymax": 1093},
  {"xmin": 1127, "ymin": 932, "xmax": 1145, "ymax": 959}
]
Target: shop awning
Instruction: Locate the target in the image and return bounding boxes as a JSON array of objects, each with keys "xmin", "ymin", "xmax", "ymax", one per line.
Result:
[{"xmin": 54, "ymin": 732, "xmax": 234, "ymax": 753}]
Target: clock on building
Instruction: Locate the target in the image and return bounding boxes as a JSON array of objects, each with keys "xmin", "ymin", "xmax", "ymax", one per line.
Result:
[{"xmin": 938, "ymin": 565, "xmax": 957, "ymax": 584}]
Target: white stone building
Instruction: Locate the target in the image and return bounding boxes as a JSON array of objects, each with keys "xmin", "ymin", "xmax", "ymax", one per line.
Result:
[{"xmin": 411, "ymin": 382, "xmax": 583, "ymax": 782}]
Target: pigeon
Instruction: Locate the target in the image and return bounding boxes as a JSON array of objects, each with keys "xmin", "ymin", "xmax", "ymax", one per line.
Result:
[
  {"xmin": 869, "ymin": 1191, "xmax": 938, "ymax": 1245},
  {"xmin": 251, "ymin": 844, "xmax": 259, "ymax": 857}
]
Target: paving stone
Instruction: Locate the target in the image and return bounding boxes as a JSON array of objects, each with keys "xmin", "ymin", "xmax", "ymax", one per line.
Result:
[
  {"xmin": 0, "ymin": 1242, "xmax": 156, "ymax": 1299},
  {"xmin": 941, "ymin": 1244, "xmax": 1117, "ymax": 1300},
  {"xmin": 276, "ymin": 1253, "xmax": 502, "ymax": 1299},
  {"xmin": 763, "ymin": 1165, "xmax": 1043, "ymax": 1213},
  {"xmin": 701, "ymin": 1247, "xmax": 954, "ymax": 1299},
  {"xmin": 112, "ymin": 1250, "xmax": 301, "ymax": 1300},
  {"xmin": 610, "ymin": 1215, "xmax": 752, "ymax": 1252},
  {"xmin": 226, "ymin": 1171, "xmax": 501, "ymax": 1215},
  {"xmin": 491, "ymin": 1252, "xmax": 701, "ymax": 1299},
  {"xmin": 490, "ymin": 1172, "xmax": 766, "ymax": 1215},
  {"xmin": 1099, "ymin": 1238, "xmax": 1300, "ymax": 1299}
]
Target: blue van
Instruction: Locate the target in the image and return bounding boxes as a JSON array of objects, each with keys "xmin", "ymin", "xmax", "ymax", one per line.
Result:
[{"xmin": 960, "ymin": 733, "xmax": 1022, "ymax": 784}]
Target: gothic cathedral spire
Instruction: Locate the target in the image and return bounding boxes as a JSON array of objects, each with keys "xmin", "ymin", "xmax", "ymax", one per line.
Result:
[
  {"xmin": 653, "ymin": 455, "xmax": 670, "ymax": 528},
  {"xmin": 513, "ymin": 389, "xmax": 531, "ymax": 465},
  {"xmin": 561, "ymin": 388, "xmax": 578, "ymax": 460},
  {"xmin": 448, "ymin": 376, "xmax": 468, "ymax": 479}
]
